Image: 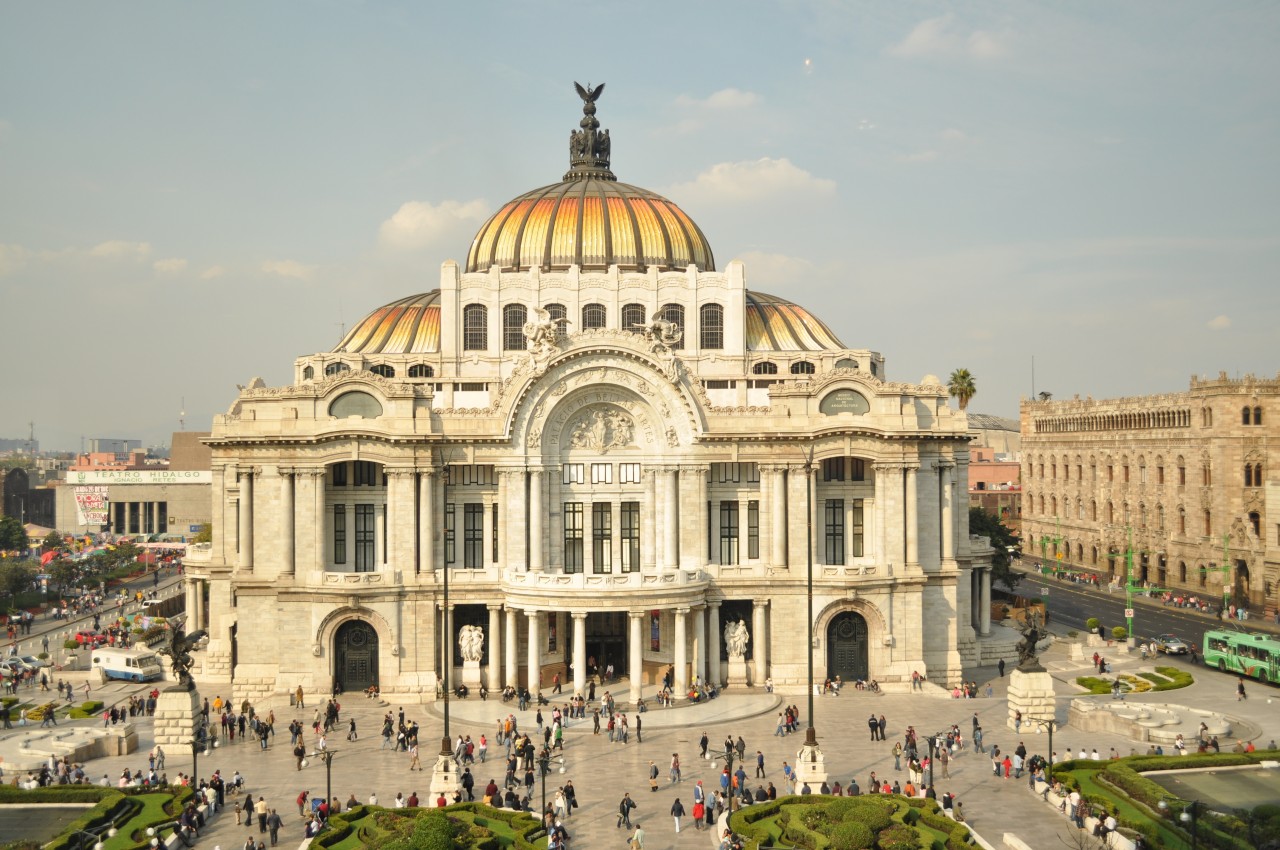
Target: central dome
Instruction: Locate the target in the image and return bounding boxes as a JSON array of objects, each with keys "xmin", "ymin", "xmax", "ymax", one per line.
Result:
[{"xmin": 465, "ymin": 83, "xmax": 715, "ymax": 274}]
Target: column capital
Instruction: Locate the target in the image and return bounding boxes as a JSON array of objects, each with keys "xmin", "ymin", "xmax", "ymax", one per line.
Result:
[
  {"xmin": 872, "ymin": 462, "xmax": 901, "ymax": 473},
  {"xmin": 277, "ymin": 465, "xmax": 297, "ymax": 476},
  {"xmin": 238, "ymin": 465, "xmax": 263, "ymax": 477},
  {"xmin": 753, "ymin": 598, "xmax": 770, "ymax": 608},
  {"xmin": 524, "ymin": 608, "xmax": 541, "ymax": 618},
  {"xmin": 903, "ymin": 464, "xmax": 920, "ymax": 474},
  {"xmin": 385, "ymin": 468, "xmax": 416, "ymax": 479},
  {"xmin": 487, "ymin": 603, "xmax": 505, "ymax": 613},
  {"xmin": 675, "ymin": 606, "xmax": 690, "ymax": 615},
  {"xmin": 628, "ymin": 610, "xmax": 646, "ymax": 620},
  {"xmin": 571, "ymin": 611, "xmax": 588, "ymax": 620},
  {"xmin": 707, "ymin": 600, "xmax": 722, "ymax": 610},
  {"xmin": 298, "ymin": 467, "xmax": 327, "ymax": 479}
]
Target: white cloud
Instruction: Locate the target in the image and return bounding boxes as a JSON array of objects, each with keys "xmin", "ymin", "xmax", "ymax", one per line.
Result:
[
  {"xmin": 1207, "ymin": 315, "xmax": 1231, "ymax": 331},
  {"xmin": 889, "ymin": 14, "xmax": 1011, "ymax": 61},
  {"xmin": 378, "ymin": 199, "xmax": 490, "ymax": 250},
  {"xmin": 200, "ymin": 265, "xmax": 226, "ymax": 280},
  {"xmin": 0, "ymin": 243, "xmax": 26, "ymax": 276},
  {"xmin": 940, "ymin": 128, "xmax": 970, "ymax": 143},
  {"xmin": 152, "ymin": 257, "xmax": 187, "ymax": 273},
  {"xmin": 665, "ymin": 158, "xmax": 835, "ymax": 205},
  {"xmin": 261, "ymin": 259, "xmax": 316, "ymax": 281},
  {"xmin": 90, "ymin": 240, "xmax": 152, "ymax": 260},
  {"xmin": 675, "ymin": 88, "xmax": 759, "ymax": 110}
]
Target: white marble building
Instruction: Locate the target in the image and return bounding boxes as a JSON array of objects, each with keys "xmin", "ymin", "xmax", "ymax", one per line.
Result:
[{"xmin": 184, "ymin": 89, "xmax": 995, "ymax": 704}]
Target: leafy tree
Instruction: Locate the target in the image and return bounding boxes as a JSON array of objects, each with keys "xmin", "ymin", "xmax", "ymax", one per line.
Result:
[
  {"xmin": 0, "ymin": 516, "xmax": 28, "ymax": 553},
  {"xmin": 947, "ymin": 369, "xmax": 977, "ymax": 410},
  {"xmin": 0, "ymin": 560, "xmax": 32, "ymax": 608},
  {"xmin": 192, "ymin": 523, "xmax": 212, "ymax": 544},
  {"xmin": 48, "ymin": 560, "xmax": 77, "ymax": 595},
  {"xmin": 42, "ymin": 531, "xmax": 64, "ymax": 552},
  {"xmin": 969, "ymin": 506, "xmax": 1022, "ymax": 592}
]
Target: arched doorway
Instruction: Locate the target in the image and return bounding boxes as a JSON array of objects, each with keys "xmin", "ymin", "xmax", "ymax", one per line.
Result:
[
  {"xmin": 826, "ymin": 612, "xmax": 869, "ymax": 681},
  {"xmin": 334, "ymin": 620, "xmax": 378, "ymax": 694}
]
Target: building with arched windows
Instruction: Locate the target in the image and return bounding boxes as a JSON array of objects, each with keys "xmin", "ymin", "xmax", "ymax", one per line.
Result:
[
  {"xmin": 184, "ymin": 89, "xmax": 995, "ymax": 703},
  {"xmin": 1021, "ymin": 372, "xmax": 1280, "ymax": 618}
]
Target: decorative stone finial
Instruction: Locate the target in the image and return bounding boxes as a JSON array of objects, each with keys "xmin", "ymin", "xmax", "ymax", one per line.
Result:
[{"xmin": 566, "ymin": 81, "xmax": 616, "ymax": 181}]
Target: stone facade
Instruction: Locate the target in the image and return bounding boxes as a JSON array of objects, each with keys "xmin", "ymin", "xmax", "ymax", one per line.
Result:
[
  {"xmin": 183, "ymin": 95, "xmax": 996, "ymax": 705},
  {"xmin": 1020, "ymin": 373, "xmax": 1280, "ymax": 616}
]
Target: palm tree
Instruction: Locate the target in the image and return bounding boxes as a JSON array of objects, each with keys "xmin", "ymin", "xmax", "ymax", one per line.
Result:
[{"xmin": 948, "ymin": 369, "xmax": 976, "ymax": 410}]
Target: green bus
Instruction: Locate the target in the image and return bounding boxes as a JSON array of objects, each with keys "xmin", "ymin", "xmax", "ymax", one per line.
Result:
[{"xmin": 1202, "ymin": 630, "xmax": 1280, "ymax": 684}]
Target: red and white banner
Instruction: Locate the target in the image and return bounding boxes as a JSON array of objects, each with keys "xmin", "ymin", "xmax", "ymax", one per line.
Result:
[{"xmin": 74, "ymin": 486, "xmax": 110, "ymax": 526}]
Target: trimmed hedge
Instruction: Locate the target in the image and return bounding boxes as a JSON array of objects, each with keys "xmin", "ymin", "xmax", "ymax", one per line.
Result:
[
  {"xmin": 68, "ymin": 700, "xmax": 105, "ymax": 719},
  {"xmin": 309, "ymin": 802, "xmax": 543, "ymax": 850}
]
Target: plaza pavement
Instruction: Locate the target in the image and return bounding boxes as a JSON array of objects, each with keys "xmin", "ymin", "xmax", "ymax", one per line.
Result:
[{"xmin": 15, "ymin": 636, "xmax": 1280, "ymax": 850}]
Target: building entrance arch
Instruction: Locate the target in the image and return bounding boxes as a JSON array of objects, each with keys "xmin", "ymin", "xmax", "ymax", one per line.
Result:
[
  {"xmin": 826, "ymin": 612, "xmax": 869, "ymax": 681},
  {"xmin": 334, "ymin": 620, "xmax": 379, "ymax": 694}
]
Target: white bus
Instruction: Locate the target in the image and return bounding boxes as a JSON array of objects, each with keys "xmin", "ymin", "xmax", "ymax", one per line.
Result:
[{"xmin": 92, "ymin": 648, "xmax": 164, "ymax": 683}]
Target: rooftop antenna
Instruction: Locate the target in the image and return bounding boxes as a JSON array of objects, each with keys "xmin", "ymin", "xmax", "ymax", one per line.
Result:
[
  {"xmin": 1031, "ymin": 355, "xmax": 1036, "ymax": 400},
  {"xmin": 179, "ymin": 397, "xmax": 186, "ymax": 432}
]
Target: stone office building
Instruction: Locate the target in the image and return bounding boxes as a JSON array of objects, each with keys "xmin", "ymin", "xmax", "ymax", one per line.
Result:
[
  {"xmin": 185, "ymin": 89, "xmax": 994, "ymax": 703},
  {"xmin": 1020, "ymin": 373, "xmax": 1280, "ymax": 616}
]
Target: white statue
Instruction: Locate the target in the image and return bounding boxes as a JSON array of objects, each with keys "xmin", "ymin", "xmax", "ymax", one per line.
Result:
[
  {"xmin": 522, "ymin": 306, "xmax": 570, "ymax": 368},
  {"xmin": 458, "ymin": 624, "xmax": 485, "ymax": 663},
  {"xmin": 724, "ymin": 618, "xmax": 750, "ymax": 658}
]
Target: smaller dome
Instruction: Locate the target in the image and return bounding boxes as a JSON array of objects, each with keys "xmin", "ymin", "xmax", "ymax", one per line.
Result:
[
  {"xmin": 334, "ymin": 291, "xmax": 440, "ymax": 354},
  {"xmin": 745, "ymin": 291, "xmax": 845, "ymax": 352}
]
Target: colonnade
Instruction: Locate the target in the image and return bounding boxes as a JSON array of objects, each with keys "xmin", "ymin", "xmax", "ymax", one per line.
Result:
[{"xmin": 970, "ymin": 567, "xmax": 992, "ymax": 636}]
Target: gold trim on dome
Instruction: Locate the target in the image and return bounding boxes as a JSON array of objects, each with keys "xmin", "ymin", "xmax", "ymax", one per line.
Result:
[
  {"xmin": 744, "ymin": 291, "xmax": 845, "ymax": 352},
  {"xmin": 333, "ymin": 291, "xmax": 441, "ymax": 355}
]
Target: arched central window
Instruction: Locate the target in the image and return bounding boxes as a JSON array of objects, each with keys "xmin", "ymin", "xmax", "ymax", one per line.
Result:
[
  {"xmin": 325, "ymin": 362, "xmax": 350, "ymax": 377},
  {"xmin": 621, "ymin": 303, "xmax": 645, "ymax": 333},
  {"xmin": 699, "ymin": 303, "xmax": 724, "ymax": 350},
  {"xmin": 752, "ymin": 361, "xmax": 778, "ymax": 375},
  {"xmin": 463, "ymin": 304, "xmax": 488, "ymax": 351},
  {"xmin": 369, "ymin": 364, "xmax": 395, "ymax": 378},
  {"xmin": 660, "ymin": 303, "xmax": 685, "ymax": 350},
  {"xmin": 581, "ymin": 303, "xmax": 606, "ymax": 330},
  {"xmin": 545, "ymin": 303, "xmax": 568, "ymax": 339},
  {"xmin": 408, "ymin": 364, "xmax": 434, "ymax": 378},
  {"xmin": 502, "ymin": 304, "xmax": 528, "ymax": 351},
  {"xmin": 790, "ymin": 361, "xmax": 816, "ymax": 375}
]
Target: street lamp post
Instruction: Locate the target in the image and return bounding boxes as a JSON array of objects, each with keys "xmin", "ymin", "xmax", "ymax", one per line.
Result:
[
  {"xmin": 146, "ymin": 821, "xmax": 190, "ymax": 849},
  {"xmin": 70, "ymin": 827, "xmax": 118, "ymax": 850},
  {"xmin": 1028, "ymin": 717, "xmax": 1055, "ymax": 769},
  {"xmin": 714, "ymin": 750, "xmax": 738, "ymax": 814},
  {"xmin": 316, "ymin": 749, "xmax": 337, "ymax": 815},
  {"xmin": 1181, "ymin": 800, "xmax": 1200, "ymax": 850}
]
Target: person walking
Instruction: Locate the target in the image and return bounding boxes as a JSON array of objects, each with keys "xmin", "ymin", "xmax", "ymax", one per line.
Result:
[
  {"xmin": 998, "ymin": 659, "xmax": 1006, "ymax": 677},
  {"xmin": 617, "ymin": 792, "xmax": 636, "ymax": 829},
  {"xmin": 266, "ymin": 809, "xmax": 282, "ymax": 847},
  {"xmin": 408, "ymin": 742, "xmax": 421, "ymax": 771},
  {"xmin": 755, "ymin": 750, "xmax": 765, "ymax": 778},
  {"xmin": 629, "ymin": 823, "xmax": 645, "ymax": 849},
  {"xmin": 255, "ymin": 796, "xmax": 269, "ymax": 833},
  {"xmin": 892, "ymin": 741, "xmax": 903, "ymax": 770},
  {"xmin": 670, "ymin": 797, "xmax": 685, "ymax": 833},
  {"xmin": 1237, "ymin": 677, "xmax": 1247, "ymax": 701}
]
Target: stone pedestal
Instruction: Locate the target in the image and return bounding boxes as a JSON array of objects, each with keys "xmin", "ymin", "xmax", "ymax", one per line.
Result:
[
  {"xmin": 725, "ymin": 657, "xmax": 749, "ymax": 687},
  {"xmin": 429, "ymin": 738, "xmax": 461, "ymax": 799},
  {"xmin": 153, "ymin": 687, "xmax": 204, "ymax": 749},
  {"xmin": 461, "ymin": 660, "xmax": 483, "ymax": 690},
  {"xmin": 793, "ymin": 729, "xmax": 828, "ymax": 791},
  {"xmin": 1007, "ymin": 667, "xmax": 1056, "ymax": 730}
]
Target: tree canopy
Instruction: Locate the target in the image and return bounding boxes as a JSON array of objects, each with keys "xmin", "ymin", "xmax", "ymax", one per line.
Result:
[
  {"xmin": 0, "ymin": 516, "xmax": 28, "ymax": 553},
  {"xmin": 969, "ymin": 506, "xmax": 1022, "ymax": 592},
  {"xmin": 947, "ymin": 369, "xmax": 977, "ymax": 410}
]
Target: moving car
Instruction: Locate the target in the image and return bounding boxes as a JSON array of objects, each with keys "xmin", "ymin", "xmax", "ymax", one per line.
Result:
[
  {"xmin": 1155, "ymin": 633, "xmax": 1189, "ymax": 654},
  {"xmin": 18, "ymin": 655, "xmax": 48, "ymax": 669}
]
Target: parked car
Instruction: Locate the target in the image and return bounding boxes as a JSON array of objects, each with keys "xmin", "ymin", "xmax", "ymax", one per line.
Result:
[
  {"xmin": 18, "ymin": 655, "xmax": 48, "ymax": 669},
  {"xmin": 1155, "ymin": 633, "xmax": 1189, "ymax": 654},
  {"xmin": 0, "ymin": 658, "xmax": 32, "ymax": 676},
  {"xmin": 75, "ymin": 631, "xmax": 110, "ymax": 647}
]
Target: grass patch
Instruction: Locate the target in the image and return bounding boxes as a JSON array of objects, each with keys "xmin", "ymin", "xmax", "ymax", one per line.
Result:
[
  {"xmin": 1075, "ymin": 674, "xmax": 1152, "ymax": 694},
  {"xmin": 1152, "ymin": 666, "xmax": 1193, "ymax": 690}
]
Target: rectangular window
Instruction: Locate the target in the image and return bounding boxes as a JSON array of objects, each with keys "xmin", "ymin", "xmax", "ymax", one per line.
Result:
[
  {"xmin": 719, "ymin": 500, "xmax": 740, "ymax": 565},
  {"xmin": 332, "ymin": 463, "xmax": 348, "ymax": 487},
  {"xmin": 562, "ymin": 463, "xmax": 584, "ymax": 485},
  {"xmin": 592, "ymin": 503, "xmax": 612, "ymax": 573},
  {"xmin": 1203, "ymin": 466, "xmax": 1211, "ymax": 486},
  {"xmin": 822, "ymin": 458, "xmax": 845, "ymax": 481},
  {"xmin": 850, "ymin": 459, "xmax": 864, "ymax": 481},
  {"xmin": 333, "ymin": 504, "xmax": 347, "ymax": 565},
  {"xmin": 619, "ymin": 463, "xmax": 642, "ymax": 484},
  {"xmin": 620, "ymin": 502, "xmax": 640, "ymax": 573},
  {"xmin": 158, "ymin": 501, "xmax": 168, "ymax": 534},
  {"xmin": 1179, "ymin": 466, "xmax": 1186, "ymax": 485},
  {"xmin": 852, "ymin": 499, "xmax": 864, "ymax": 557},
  {"xmin": 1204, "ymin": 510, "xmax": 1212, "ymax": 536},
  {"xmin": 1123, "ymin": 465, "xmax": 1130, "ymax": 483},
  {"xmin": 825, "ymin": 499, "xmax": 845, "ymax": 565},
  {"xmin": 703, "ymin": 380, "xmax": 735, "ymax": 389},
  {"xmin": 1107, "ymin": 465, "xmax": 1114, "ymax": 482},
  {"xmin": 491, "ymin": 503, "xmax": 499, "ymax": 563},
  {"xmin": 747, "ymin": 500, "xmax": 760, "ymax": 559},
  {"xmin": 354, "ymin": 504, "xmax": 375, "ymax": 571},
  {"xmin": 591, "ymin": 463, "xmax": 613, "ymax": 485},
  {"xmin": 456, "ymin": 465, "xmax": 496, "ymax": 486},
  {"xmin": 445, "ymin": 503, "xmax": 455, "ymax": 564},
  {"xmin": 354, "ymin": 461, "xmax": 379, "ymax": 486},
  {"xmin": 1157, "ymin": 465, "xmax": 1165, "ymax": 484},
  {"xmin": 712, "ymin": 463, "xmax": 759, "ymax": 484},
  {"xmin": 463, "ymin": 503, "xmax": 484, "ymax": 568},
  {"xmin": 563, "ymin": 502, "xmax": 583, "ymax": 573}
]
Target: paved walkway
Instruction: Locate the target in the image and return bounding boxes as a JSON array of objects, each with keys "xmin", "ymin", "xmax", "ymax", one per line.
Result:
[{"xmin": 21, "ymin": 639, "xmax": 1280, "ymax": 850}]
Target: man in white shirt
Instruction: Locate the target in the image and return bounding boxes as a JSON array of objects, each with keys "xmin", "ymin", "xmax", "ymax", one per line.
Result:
[
  {"xmin": 368, "ymin": 792, "xmax": 378, "ymax": 806},
  {"xmin": 393, "ymin": 793, "xmax": 405, "ymax": 808}
]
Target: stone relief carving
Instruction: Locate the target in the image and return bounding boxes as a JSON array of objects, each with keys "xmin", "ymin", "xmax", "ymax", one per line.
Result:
[
  {"xmin": 522, "ymin": 306, "xmax": 570, "ymax": 376},
  {"xmin": 458, "ymin": 624, "xmax": 485, "ymax": 662},
  {"xmin": 567, "ymin": 406, "xmax": 635, "ymax": 453}
]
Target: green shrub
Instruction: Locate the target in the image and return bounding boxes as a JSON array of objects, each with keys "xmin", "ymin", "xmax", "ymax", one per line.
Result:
[
  {"xmin": 828, "ymin": 821, "xmax": 874, "ymax": 850},
  {"xmin": 878, "ymin": 823, "xmax": 919, "ymax": 850},
  {"xmin": 1086, "ymin": 618, "xmax": 1100, "ymax": 631},
  {"xmin": 1152, "ymin": 666, "xmax": 1194, "ymax": 690},
  {"xmin": 63, "ymin": 640, "xmax": 79, "ymax": 650},
  {"xmin": 1112, "ymin": 626, "xmax": 1129, "ymax": 640},
  {"xmin": 946, "ymin": 823, "xmax": 974, "ymax": 850}
]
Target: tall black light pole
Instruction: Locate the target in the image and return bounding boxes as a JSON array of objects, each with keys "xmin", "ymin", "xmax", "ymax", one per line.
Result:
[
  {"xmin": 316, "ymin": 749, "xmax": 336, "ymax": 815},
  {"xmin": 440, "ymin": 453, "xmax": 452, "ymax": 761},
  {"xmin": 804, "ymin": 446, "xmax": 816, "ymax": 746}
]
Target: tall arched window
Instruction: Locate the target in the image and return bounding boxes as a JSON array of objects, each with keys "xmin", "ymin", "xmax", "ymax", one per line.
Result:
[
  {"xmin": 1250, "ymin": 511, "xmax": 1261, "ymax": 537},
  {"xmin": 581, "ymin": 303, "xmax": 607, "ymax": 330},
  {"xmin": 621, "ymin": 303, "xmax": 646, "ymax": 333},
  {"xmin": 463, "ymin": 304, "xmax": 488, "ymax": 351},
  {"xmin": 790, "ymin": 361, "xmax": 816, "ymax": 375},
  {"xmin": 699, "ymin": 303, "xmax": 724, "ymax": 350},
  {"xmin": 1254, "ymin": 406, "xmax": 1263, "ymax": 425},
  {"xmin": 545, "ymin": 303, "xmax": 568, "ymax": 339},
  {"xmin": 660, "ymin": 303, "xmax": 685, "ymax": 349},
  {"xmin": 1243, "ymin": 406, "xmax": 1252, "ymax": 425},
  {"xmin": 370, "ymin": 364, "xmax": 396, "ymax": 378},
  {"xmin": 302, "ymin": 365, "xmax": 314, "ymax": 380},
  {"xmin": 502, "ymin": 304, "xmax": 528, "ymax": 351},
  {"xmin": 752, "ymin": 361, "xmax": 778, "ymax": 375},
  {"xmin": 408, "ymin": 364, "xmax": 435, "ymax": 378}
]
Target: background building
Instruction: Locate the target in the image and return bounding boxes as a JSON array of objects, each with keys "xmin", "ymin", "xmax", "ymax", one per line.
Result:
[
  {"xmin": 185, "ymin": 90, "xmax": 996, "ymax": 703},
  {"xmin": 1021, "ymin": 372, "xmax": 1280, "ymax": 617}
]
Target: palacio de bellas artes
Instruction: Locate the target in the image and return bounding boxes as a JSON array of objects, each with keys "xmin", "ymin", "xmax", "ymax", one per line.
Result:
[{"xmin": 185, "ymin": 84, "xmax": 1004, "ymax": 708}]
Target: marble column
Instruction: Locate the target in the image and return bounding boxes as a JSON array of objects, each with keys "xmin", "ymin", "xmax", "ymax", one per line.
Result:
[
  {"xmin": 662, "ymin": 468, "xmax": 679, "ymax": 570},
  {"xmin": 505, "ymin": 470, "xmax": 528, "ymax": 572},
  {"xmin": 279, "ymin": 467, "xmax": 295, "ymax": 576},
  {"xmin": 526, "ymin": 611, "xmax": 541, "ymax": 691},
  {"xmin": 641, "ymin": 469, "xmax": 657, "ymax": 571},
  {"xmin": 529, "ymin": 470, "xmax": 545, "ymax": 572},
  {"xmin": 375, "ymin": 502, "xmax": 386, "ymax": 567},
  {"xmin": 572, "ymin": 612, "xmax": 588, "ymax": 697},
  {"xmin": 905, "ymin": 465, "xmax": 919, "ymax": 569},
  {"xmin": 673, "ymin": 608, "xmax": 688, "ymax": 696},
  {"xmin": 237, "ymin": 467, "xmax": 255, "ymax": 570},
  {"xmin": 692, "ymin": 606, "xmax": 706, "ymax": 684},
  {"xmin": 419, "ymin": 470, "xmax": 436, "ymax": 574},
  {"xmin": 487, "ymin": 606, "xmax": 502, "ymax": 692},
  {"xmin": 752, "ymin": 600, "xmax": 768, "ymax": 686},
  {"xmin": 940, "ymin": 464, "xmax": 955, "ymax": 562},
  {"xmin": 300, "ymin": 469, "xmax": 324, "ymax": 574},
  {"xmin": 845, "ymin": 499, "xmax": 857, "ymax": 565},
  {"xmin": 629, "ymin": 612, "xmax": 644, "ymax": 705},
  {"xmin": 505, "ymin": 608, "xmax": 518, "ymax": 689},
  {"xmin": 771, "ymin": 467, "xmax": 787, "ymax": 568},
  {"xmin": 707, "ymin": 602, "xmax": 722, "ymax": 685},
  {"xmin": 980, "ymin": 569, "xmax": 992, "ymax": 636}
]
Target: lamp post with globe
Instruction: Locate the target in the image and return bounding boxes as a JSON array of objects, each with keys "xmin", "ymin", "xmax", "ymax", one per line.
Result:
[{"xmin": 70, "ymin": 826, "xmax": 117, "ymax": 850}]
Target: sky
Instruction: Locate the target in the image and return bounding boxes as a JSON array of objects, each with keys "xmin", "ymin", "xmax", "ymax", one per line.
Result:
[{"xmin": 2, "ymin": 1, "xmax": 1278, "ymax": 452}]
